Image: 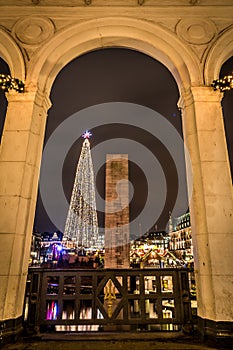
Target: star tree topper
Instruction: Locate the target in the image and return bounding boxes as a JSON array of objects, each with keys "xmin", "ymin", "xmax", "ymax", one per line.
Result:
[{"xmin": 82, "ymin": 130, "xmax": 92, "ymax": 139}]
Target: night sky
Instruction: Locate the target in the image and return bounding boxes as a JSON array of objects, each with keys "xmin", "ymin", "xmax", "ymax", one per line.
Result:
[{"xmin": 0, "ymin": 49, "xmax": 232, "ymax": 236}]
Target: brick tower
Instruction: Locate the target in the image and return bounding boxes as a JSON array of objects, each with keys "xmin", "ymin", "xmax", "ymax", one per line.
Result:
[{"xmin": 104, "ymin": 154, "xmax": 130, "ymax": 268}]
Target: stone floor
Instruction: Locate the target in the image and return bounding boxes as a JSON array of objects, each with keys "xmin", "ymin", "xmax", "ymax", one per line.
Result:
[{"xmin": 1, "ymin": 332, "xmax": 231, "ymax": 350}]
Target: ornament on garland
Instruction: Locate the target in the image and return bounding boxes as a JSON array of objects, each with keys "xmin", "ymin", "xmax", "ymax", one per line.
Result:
[
  {"xmin": 211, "ymin": 75, "xmax": 233, "ymax": 92},
  {"xmin": 0, "ymin": 74, "xmax": 25, "ymax": 93}
]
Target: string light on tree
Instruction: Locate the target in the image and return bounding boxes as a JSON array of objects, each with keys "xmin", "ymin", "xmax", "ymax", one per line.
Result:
[{"xmin": 63, "ymin": 130, "xmax": 99, "ymax": 249}]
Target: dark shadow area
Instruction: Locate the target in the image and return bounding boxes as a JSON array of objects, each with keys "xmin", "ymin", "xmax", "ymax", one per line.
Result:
[
  {"xmin": 0, "ymin": 57, "xmax": 10, "ymax": 143},
  {"xmin": 220, "ymin": 56, "xmax": 233, "ymax": 180}
]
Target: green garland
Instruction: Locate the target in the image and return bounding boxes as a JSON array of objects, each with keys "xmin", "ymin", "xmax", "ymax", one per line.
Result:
[
  {"xmin": 211, "ymin": 75, "xmax": 233, "ymax": 92},
  {"xmin": 0, "ymin": 73, "xmax": 24, "ymax": 93}
]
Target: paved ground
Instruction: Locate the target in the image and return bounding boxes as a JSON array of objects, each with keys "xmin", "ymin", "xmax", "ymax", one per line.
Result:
[
  {"xmin": 0, "ymin": 340, "xmax": 220, "ymax": 350},
  {"xmin": 1, "ymin": 332, "xmax": 231, "ymax": 350}
]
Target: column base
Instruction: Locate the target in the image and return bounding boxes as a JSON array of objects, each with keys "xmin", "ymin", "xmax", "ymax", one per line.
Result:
[
  {"xmin": 197, "ymin": 316, "xmax": 233, "ymax": 348},
  {"xmin": 0, "ymin": 316, "xmax": 23, "ymax": 346}
]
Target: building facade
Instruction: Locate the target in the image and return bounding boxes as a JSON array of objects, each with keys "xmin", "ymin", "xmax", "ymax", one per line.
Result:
[{"xmin": 169, "ymin": 213, "xmax": 193, "ymax": 260}]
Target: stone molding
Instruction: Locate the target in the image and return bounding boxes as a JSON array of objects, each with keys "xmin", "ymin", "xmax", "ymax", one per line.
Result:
[
  {"xmin": 25, "ymin": 16, "xmax": 199, "ymax": 94},
  {"xmin": 178, "ymin": 86, "xmax": 223, "ymax": 110},
  {"xmin": 12, "ymin": 16, "xmax": 55, "ymax": 47},
  {"xmin": 0, "ymin": 316, "xmax": 23, "ymax": 346},
  {"xmin": 6, "ymin": 88, "xmax": 51, "ymax": 111},
  {"xmin": 204, "ymin": 24, "xmax": 233, "ymax": 85},
  {"xmin": 176, "ymin": 18, "xmax": 217, "ymax": 45},
  {"xmin": 178, "ymin": 88, "xmax": 194, "ymax": 110},
  {"xmin": 175, "ymin": 18, "xmax": 217, "ymax": 62},
  {"xmin": 0, "ymin": 4, "xmax": 232, "ymax": 85},
  {"xmin": 197, "ymin": 316, "xmax": 233, "ymax": 346},
  {"xmin": 0, "ymin": 27, "xmax": 25, "ymax": 79},
  {"xmin": 1, "ymin": 0, "xmax": 233, "ymax": 6},
  {"xmin": 191, "ymin": 86, "xmax": 223, "ymax": 103}
]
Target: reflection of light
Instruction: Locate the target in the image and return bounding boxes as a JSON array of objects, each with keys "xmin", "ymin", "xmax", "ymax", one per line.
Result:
[
  {"xmin": 54, "ymin": 302, "xmax": 58, "ymax": 319},
  {"xmin": 57, "ymin": 245, "xmax": 63, "ymax": 252},
  {"xmin": 24, "ymin": 297, "xmax": 29, "ymax": 321},
  {"xmin": 46, "ymin": 301, "xmax": 58, "ymax": 320}
]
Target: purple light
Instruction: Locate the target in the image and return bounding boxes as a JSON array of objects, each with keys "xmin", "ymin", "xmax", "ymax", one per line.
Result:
[
  {"xmin": 46, "ymin": 301, "xmax": 58, "ymax": 320},
  {"xmin": 82, "ymin": 130, "xmax": 92, "ymax": 139},
  {"xmin": 57, "ymin": 245, "xmax": 63, "ymax": 252}
]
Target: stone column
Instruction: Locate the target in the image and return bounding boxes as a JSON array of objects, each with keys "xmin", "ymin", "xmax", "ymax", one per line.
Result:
[
  {"xmin": 105, "ymin": 154, "xmax": 130, "ymax": 268},
  {"xmin": 0, "ymin": 89, "xmax": 51, "ymax": 338},
  {"xmin": 179, "ymin": 87, "xmax": 233, "ymax": 340}
]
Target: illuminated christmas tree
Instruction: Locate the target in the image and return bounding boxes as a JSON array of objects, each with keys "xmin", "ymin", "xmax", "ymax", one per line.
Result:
[{"xmin": 63, "ymin": 131, "xmax": 99, "ymax": 248}]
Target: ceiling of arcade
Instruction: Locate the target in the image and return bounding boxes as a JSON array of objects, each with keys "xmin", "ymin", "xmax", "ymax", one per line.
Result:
[{"xmin": 0, "ymin": 0, "xmax": 232, "ymax": 88}]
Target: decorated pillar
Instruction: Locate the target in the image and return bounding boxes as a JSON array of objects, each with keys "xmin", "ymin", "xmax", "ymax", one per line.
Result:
[
  {"xmin": 0, "ymin": 88, "xmax": 51, "ymax": 336},
  {"xmin": 179, "ymin": 86, "xmax": 233, "ymax": 339}
]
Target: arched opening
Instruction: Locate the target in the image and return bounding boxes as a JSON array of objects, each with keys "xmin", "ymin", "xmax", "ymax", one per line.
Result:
[
  {"xmin": 34, "ymin": 48, "xmax": 188, "ymax": 236},
  {"xmin": 28, "ymin": 17, "xmax": 199, "ymax": 95},
  {"xmin": 0, "ymin": 21, "xmax": 198, "ymax": 328},
  {"xmin": 29, "ymin": 48, "xmax": 195, "ymax": 332}
]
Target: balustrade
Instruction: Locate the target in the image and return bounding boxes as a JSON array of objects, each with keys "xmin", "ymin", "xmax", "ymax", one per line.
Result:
[{"xmin": 24, "ymin": 267, "xmax": 193, "ymax": 333}]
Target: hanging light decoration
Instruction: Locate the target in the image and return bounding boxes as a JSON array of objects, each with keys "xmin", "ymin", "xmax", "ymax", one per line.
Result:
[
  {"xmin": 211, "ymin": 75, "xmax": 233, "ymax": 92},
  {"xmin": 0, "ymin": 74, "xmax": 24, "ymax": 93}
]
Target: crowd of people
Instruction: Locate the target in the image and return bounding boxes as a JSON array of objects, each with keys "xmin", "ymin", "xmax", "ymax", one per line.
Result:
[{"xmin": 38, "ymin": 247, "xmax": 104, "ymax": 269}]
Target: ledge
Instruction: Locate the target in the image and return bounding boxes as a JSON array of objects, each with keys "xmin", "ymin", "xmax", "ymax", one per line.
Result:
[
  {"xmin": 0, "ymin": 316, "xmax": 23, "ymax": 347},
  {"xmin": 197, "ymin": 316, "xmax": 233, "ymax": 348}
]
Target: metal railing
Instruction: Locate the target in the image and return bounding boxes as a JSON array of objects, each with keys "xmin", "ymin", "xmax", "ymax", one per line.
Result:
[{"xmin": 24, "ymin": 267, "xmax": 193, "ymax": 333}]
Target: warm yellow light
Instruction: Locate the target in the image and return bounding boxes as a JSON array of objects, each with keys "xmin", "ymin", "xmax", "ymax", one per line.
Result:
[
  {"xmin": 212, "ymin": 74, "xmax": 233, "ymax": 92},
  {"xmin": 0, "ymin": 73, "xmax": 24, "ymax": 93}
]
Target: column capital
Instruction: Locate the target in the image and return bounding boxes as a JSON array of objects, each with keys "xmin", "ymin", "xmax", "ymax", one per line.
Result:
[
  {"xmin": 6, "ymin": 87, "xmax": 52, "ymax": 111},
  {"xmin": 178, "ymin": 87, "xmax": 193, "ymax": 110},
  {"xmin": 178, "ymin": 86, "xmax": 223, "ymax": 110},
  {"xmin": 191, "ymin": 86, "xmax": 223, "ymax": 103}
]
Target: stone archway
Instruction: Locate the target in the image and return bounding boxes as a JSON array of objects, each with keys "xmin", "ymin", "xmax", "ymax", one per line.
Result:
[
  {"xmin": 27, "ymin": 17, "xmax": 200, "ymax": 93},
  {"xmin": 0, "ymin": 13, "xmax": 232, "ymax": 343},
  {"xmin": 0, "ymin": 28, "xmax": 25, "ymax": 79},
  {"xmin": 205, "ymin": 25, "xmax": 233, "ymax": 84}
]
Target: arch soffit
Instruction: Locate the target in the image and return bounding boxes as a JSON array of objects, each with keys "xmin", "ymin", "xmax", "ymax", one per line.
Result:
[
  {"xmin": 0, "ymin": 27, "xmax": 25, "ymax": 80},
  {"xmin": 27, "ymin": 17, "xmax": 201, "ymax": 95},
  {"xmin": 205, "ymin": 25, "xmax": 233, "ymax": 85}
]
